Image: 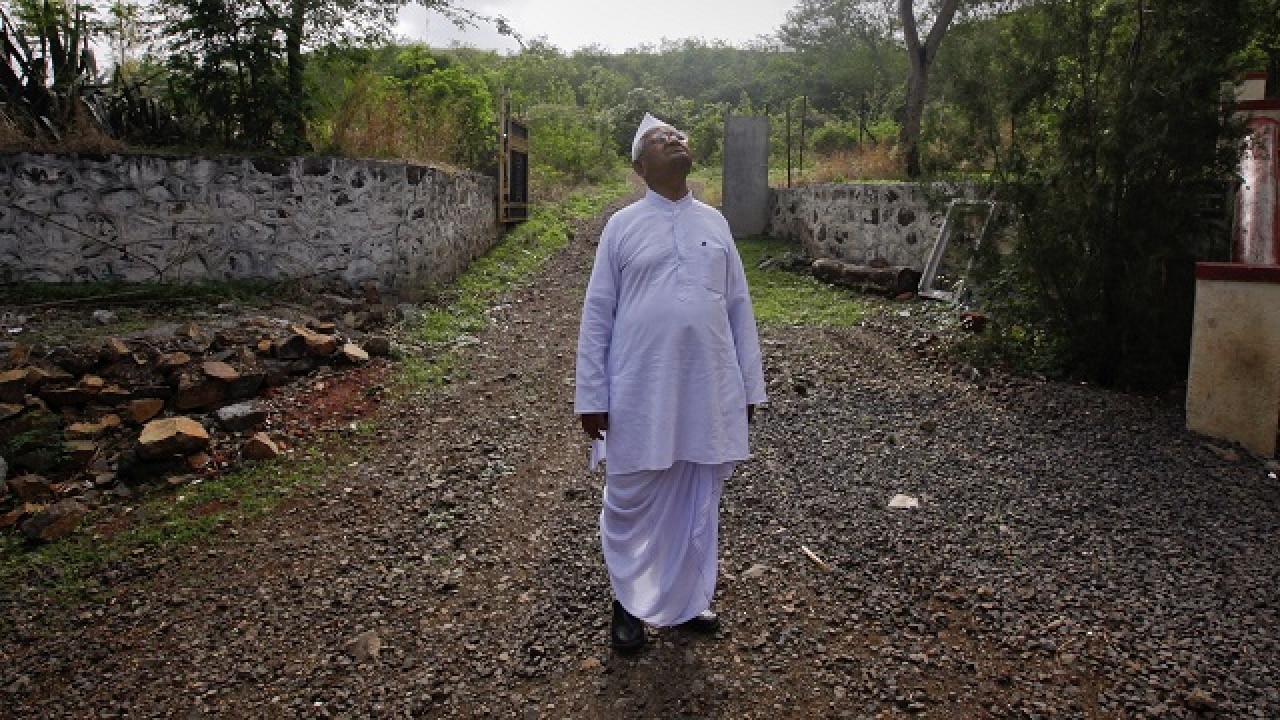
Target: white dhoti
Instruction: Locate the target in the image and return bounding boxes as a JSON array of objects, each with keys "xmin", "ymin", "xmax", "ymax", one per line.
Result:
[{"xmin": 600, "ymin": 460, "xmax": 735, "ymax": 627}]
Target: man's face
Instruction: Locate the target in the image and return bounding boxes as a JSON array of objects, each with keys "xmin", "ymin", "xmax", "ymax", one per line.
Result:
[{"xmin": 637, "ymin": 126, "xmax": 692, "ymax": 176}]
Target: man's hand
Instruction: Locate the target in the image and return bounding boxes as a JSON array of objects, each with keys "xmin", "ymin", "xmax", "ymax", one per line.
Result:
[
  {"xmin": 580, "ymin": 412, "xmax": 608, "ymax": 440},
  {"xmin": 747, "ymin": 404, "xmax": 756, "ymax": 423}
]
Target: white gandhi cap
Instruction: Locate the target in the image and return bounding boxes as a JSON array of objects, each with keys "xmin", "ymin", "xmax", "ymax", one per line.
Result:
[{"xmin": 631, "ymin": 112, "xmax": 676, "ymax": 162}]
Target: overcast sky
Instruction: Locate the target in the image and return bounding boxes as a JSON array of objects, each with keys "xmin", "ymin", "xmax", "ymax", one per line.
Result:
[{"xmin": 396, "ymin": 0, "xmax": 796, "ymax": 54}]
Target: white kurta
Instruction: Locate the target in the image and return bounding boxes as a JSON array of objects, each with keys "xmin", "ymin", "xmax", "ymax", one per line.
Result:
[
  {"xmin": 575, "ymin": 189, "xmax": 767, "ymax": 627},
  {"xmin": 574, "ymin": 189, "xmax": 768, "ymax": 474}
]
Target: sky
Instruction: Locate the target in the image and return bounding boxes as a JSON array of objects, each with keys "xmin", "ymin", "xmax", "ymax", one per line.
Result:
[{"xmin": 395, "ymin": 0, "xmax": 796, "ymax": 54}]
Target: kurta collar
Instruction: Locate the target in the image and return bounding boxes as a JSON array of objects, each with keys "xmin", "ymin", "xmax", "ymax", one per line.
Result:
[{"xmin": 642, "ymin": 188, "xmax": 693, "ymax": 212}]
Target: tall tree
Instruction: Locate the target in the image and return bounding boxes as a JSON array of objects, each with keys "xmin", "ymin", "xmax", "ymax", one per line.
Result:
[
  {"xmin": 159, "ymin": 0, "xmax": 284, "ymax": 145},
  {"xmin": 157, "ymin": 0, "xmax": 511, "ymax": 150},
  {"xmin": 273, "ymin": 0, "xmax": 429, "ymax": 150},
  {"xmin": 776, "ymin": 0, "xmax": 902, "ymax": 115},
  {"xmin": 898, "ymin": 0, "xmax": 961, "ymax": 177},
  {"xmin": 959, "ymin": 0, "xmax": 1245, "ymax": 387}
]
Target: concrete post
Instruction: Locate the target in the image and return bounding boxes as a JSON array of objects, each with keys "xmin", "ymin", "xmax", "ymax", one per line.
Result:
[{"xmin": 722, "ymin": 115, "xmax": 770, "ymax": 238}]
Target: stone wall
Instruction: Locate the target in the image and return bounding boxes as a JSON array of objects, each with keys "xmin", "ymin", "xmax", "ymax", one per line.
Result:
[
  {"xmin": 767, "ymin": 182, "xmax": 984, "ymax": 269},
  {"xmin": 0, "ymin": 153, "xmax": 499, "ymax": 296}
]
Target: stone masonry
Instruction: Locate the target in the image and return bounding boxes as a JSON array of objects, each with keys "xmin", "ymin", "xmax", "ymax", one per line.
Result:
[
  {"xmin": 768, "ymin": 182, "xmax": 985, "ymax": 270},
  {"xmin": 0, "ymin": 153, "xmax": 499, "ymax": 297}
]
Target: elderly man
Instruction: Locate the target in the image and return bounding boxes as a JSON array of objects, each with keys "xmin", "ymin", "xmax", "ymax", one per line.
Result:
[{"xmin": 575, "ymin": 112, "xmax": 768, "ymax": 653}]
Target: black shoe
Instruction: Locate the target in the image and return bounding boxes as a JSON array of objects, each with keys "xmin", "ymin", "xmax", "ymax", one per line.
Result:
[
  {"xmin": 678, "ymin": 609, "xmax": 721, "ymax": 634},
  {"xmin": 610, "ymin": 600, "xmax": 645, "ymax": 652}
]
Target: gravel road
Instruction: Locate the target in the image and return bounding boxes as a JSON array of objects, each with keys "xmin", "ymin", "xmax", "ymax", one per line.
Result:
[{"xmin": 2, "ymin": 202, "xmax": 1277, "ymax": 719}]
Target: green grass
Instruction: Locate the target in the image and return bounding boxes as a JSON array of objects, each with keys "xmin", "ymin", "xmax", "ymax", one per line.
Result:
[
  {"xmin": 738, "ymin": 236, "xmax": 872, "ymax": 328},
  {"xmin": 688, "ymin": 165, "xmax": 724, "ymax": 207},
  {"xmin": 0, "ymin": 449, "xmax": 331, "ymax": 608},
  {"xmin": 399, "ymin": 179, "xmax": 628, "ymax": 391}
]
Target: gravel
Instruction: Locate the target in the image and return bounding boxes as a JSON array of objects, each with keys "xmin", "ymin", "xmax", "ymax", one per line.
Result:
[{"xmin": 1, "ymin": 204, "xmax": 1277, "ymax": 719}]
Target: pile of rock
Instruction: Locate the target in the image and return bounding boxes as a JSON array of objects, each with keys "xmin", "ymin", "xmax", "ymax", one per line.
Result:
[{"xmin": 0, "ymin": 312, "xmax": 394, "ymax": 542}]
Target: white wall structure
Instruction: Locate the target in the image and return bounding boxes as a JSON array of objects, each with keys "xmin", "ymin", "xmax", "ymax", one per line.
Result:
[
  {"xmin": 767, "ymin": 182, "xmax": 984, "ymax": 270},
  {"xmin": 0, "ymin": 153, "xmax": 499, "ymax": 297}
]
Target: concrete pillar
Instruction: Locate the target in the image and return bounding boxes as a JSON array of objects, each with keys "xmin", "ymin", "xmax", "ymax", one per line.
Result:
[
  {"xmin": 1235, "ymin": 119, "xmax": 1279, "ymax": 264},
  {"xmin": 1186, "ymin": 263, "xmax": 1280, "ymax": 457},
  {"xmin": 1234, "ymin": 72, "xmax": 1280, "ymax": 264},
  {"xmin": 722, "ymin": 115, "xmax": 769, "ymax": 238}
]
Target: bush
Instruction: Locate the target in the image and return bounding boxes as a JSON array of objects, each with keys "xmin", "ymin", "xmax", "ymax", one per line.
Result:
[
  {"xmin": 801, "ymin": 144, "xmax": 902, "ymax": 183},
  {"xmin": 810, "ymin": 123, "xmax": 861, "ymax": 155},
  {"xmin": 527, "ymin": 104, "xmax": 622, "ymax": 188},
  {"xmin": 315, "ymin": 65, "xmax": 494, "ymax": 169},
  {"xmin": 947, "ymin": 0, "xmax": 1242, "ymax": 390}
]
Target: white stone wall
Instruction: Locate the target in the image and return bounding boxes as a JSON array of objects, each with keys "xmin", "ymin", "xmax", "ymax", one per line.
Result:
[
  {"xmin": 767, "ymin": 182, "xmax": 984, "ymax": 269},
  {"xmin": 0, "ymin": 153, "xmax": 499, "ymax": 295}
]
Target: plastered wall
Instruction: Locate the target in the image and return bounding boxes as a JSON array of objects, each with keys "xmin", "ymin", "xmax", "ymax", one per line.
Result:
[
  {"xmin": 1186, "ymin": 264, "xmax": 1280, "ymax": 457},
  {"xmin": 0, "ymin": 153, "xmax": 499, "ymax": 297},
  {"xmin": 767, "ymin": 182, "xmax": 984, "ymax": 269}
]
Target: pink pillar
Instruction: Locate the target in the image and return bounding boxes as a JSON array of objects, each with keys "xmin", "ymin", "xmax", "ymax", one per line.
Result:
[{"xmin": 1235, "ymin": 117, "xmax": 1280, "ymax": 264}]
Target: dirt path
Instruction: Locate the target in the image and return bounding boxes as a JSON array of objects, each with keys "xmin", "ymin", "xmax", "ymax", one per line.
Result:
[{"xmin": 2, "ymin": 202, "xmax": 1278, "ymax": 719}]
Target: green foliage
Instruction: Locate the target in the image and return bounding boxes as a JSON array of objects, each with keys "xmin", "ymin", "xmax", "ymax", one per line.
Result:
[
  {"xmin": 956, "ymin": 0, "xmax": 1245, "ymax": 389},
  {"xmin": 526, "ymin": 104, "xmax": 622, "ymax": 186},
  {"xmin": 955, "ymin": 261, "xmax": 1075, "ymax": 378},
  {"xmin": 308, "ymin": 43, "xmax": 494, "ymax": 167},
  {"xmin": 151, "ymin": 0, "xmax": 468, "ymax": 153},
  {"xmin": 0, "ymin": 0, "xmax": 110, "ymax": 146},
  {"xmin": 1237, "ymin": 0, "xmax": 1280, "ymax": 68},
  {"xmin": 810, "ymin": 122, "xmax": 862, "ymax": 154},
  {"xmin": 405, "ymin": 66, "xmax": 495, "ymax": 168},
  {"xmin": 157, "ymin": 0, "xmax": 293, "ymax": 149},
  {"xmin": 776, "ymin": 0, "xmax": 904, "ymax": 118},
  {"xmin": 88, "ymin": 64, "xmax": 185, "ymax": 145},
  {"xmin": 737, "ymin": 236, "xmax": 871, "ymax": 327},
  {"xmin": 0, "ymin": 410, "xmax": 67, "ymax": 475},
  {"xmin": 493, "ymin": 38, "xmax": 579, "ymax": 109}
]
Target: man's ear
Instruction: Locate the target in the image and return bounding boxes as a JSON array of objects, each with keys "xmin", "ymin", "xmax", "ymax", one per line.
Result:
[{"xmin": 631, "ymin": 158, "xmax": 645, "ymax": 177}]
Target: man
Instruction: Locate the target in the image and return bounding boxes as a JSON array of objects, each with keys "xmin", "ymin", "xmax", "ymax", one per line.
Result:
[{"xmin": 575, "ymin": 112, "xmax": 768, "ymax": 653}]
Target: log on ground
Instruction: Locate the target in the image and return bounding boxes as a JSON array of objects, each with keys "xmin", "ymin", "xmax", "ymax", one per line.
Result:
[{"xmin": 810, "ymin": 258, "xmax": 922, "ymax": 296}]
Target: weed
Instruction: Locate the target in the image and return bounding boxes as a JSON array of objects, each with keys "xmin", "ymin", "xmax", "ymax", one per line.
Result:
[
  {"xmin": 737, "ymin": 237, "xmax": 871, "ymax": 328},
  {"xmin": 396, "ymin": 179, "xmax": 628, "ymax": 396},
  {"xmin": 794, "ymin": 145, "xmax": 904, "ymax": 185},
  {"xmin": 0, "ymin": 411, "xmax": 68, "ymax": 475},
  {"xmin": 0, "ymin": 449, "xmax": 334, "ymax": 604},
  {"xmin": 0, "ymin": 279, "xmax": 297, "ymax": 307}
]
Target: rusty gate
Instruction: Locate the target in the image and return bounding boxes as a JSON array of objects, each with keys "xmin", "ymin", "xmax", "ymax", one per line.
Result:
[{"xmin": 498, "ymin": 95, "xmax": 529, "ymax": 224}]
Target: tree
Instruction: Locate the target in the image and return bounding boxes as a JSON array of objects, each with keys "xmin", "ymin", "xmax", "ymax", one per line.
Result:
[
  {"xmin": 156, "ymin": 0, "xmax": 512, "ymax": 151},
  {"xmin": 958, "ymin": 0, "xmax": 1246, "ymax": 388},
  {"xmin": 494, "ymin": 38, "xmax": 579, "ymax": 110},
  {"xmin": 104, "ymin": 1, "xmax": 151, "ymax": 75},
  {"xmin": 898, "ymin": 0, "xmax": 961, "ymax": 177},
  {"xmin": 0, "ymin": 0, "xmax": 99, "ymax": 143},
  {"xmin": 777, "ymin": 0, "xmax": 902, "ymax": 116},
  {"xmin": 159, "ymin": 0, "xmax": 289, "ymax": 146},
  {"xmin": 1240, "ymin": 0, "xmax": 1280, "ymax": 87}
]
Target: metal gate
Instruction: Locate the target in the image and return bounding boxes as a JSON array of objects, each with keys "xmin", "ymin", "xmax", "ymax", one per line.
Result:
[{"xmin": 499, "ymin": 95, "xmax": 529, "ymax": 224}]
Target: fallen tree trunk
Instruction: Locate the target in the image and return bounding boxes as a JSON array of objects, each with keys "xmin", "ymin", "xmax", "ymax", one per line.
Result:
[{"xmin": 811, "ymin": 258, "xmax": 922, "ymax": 296}]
